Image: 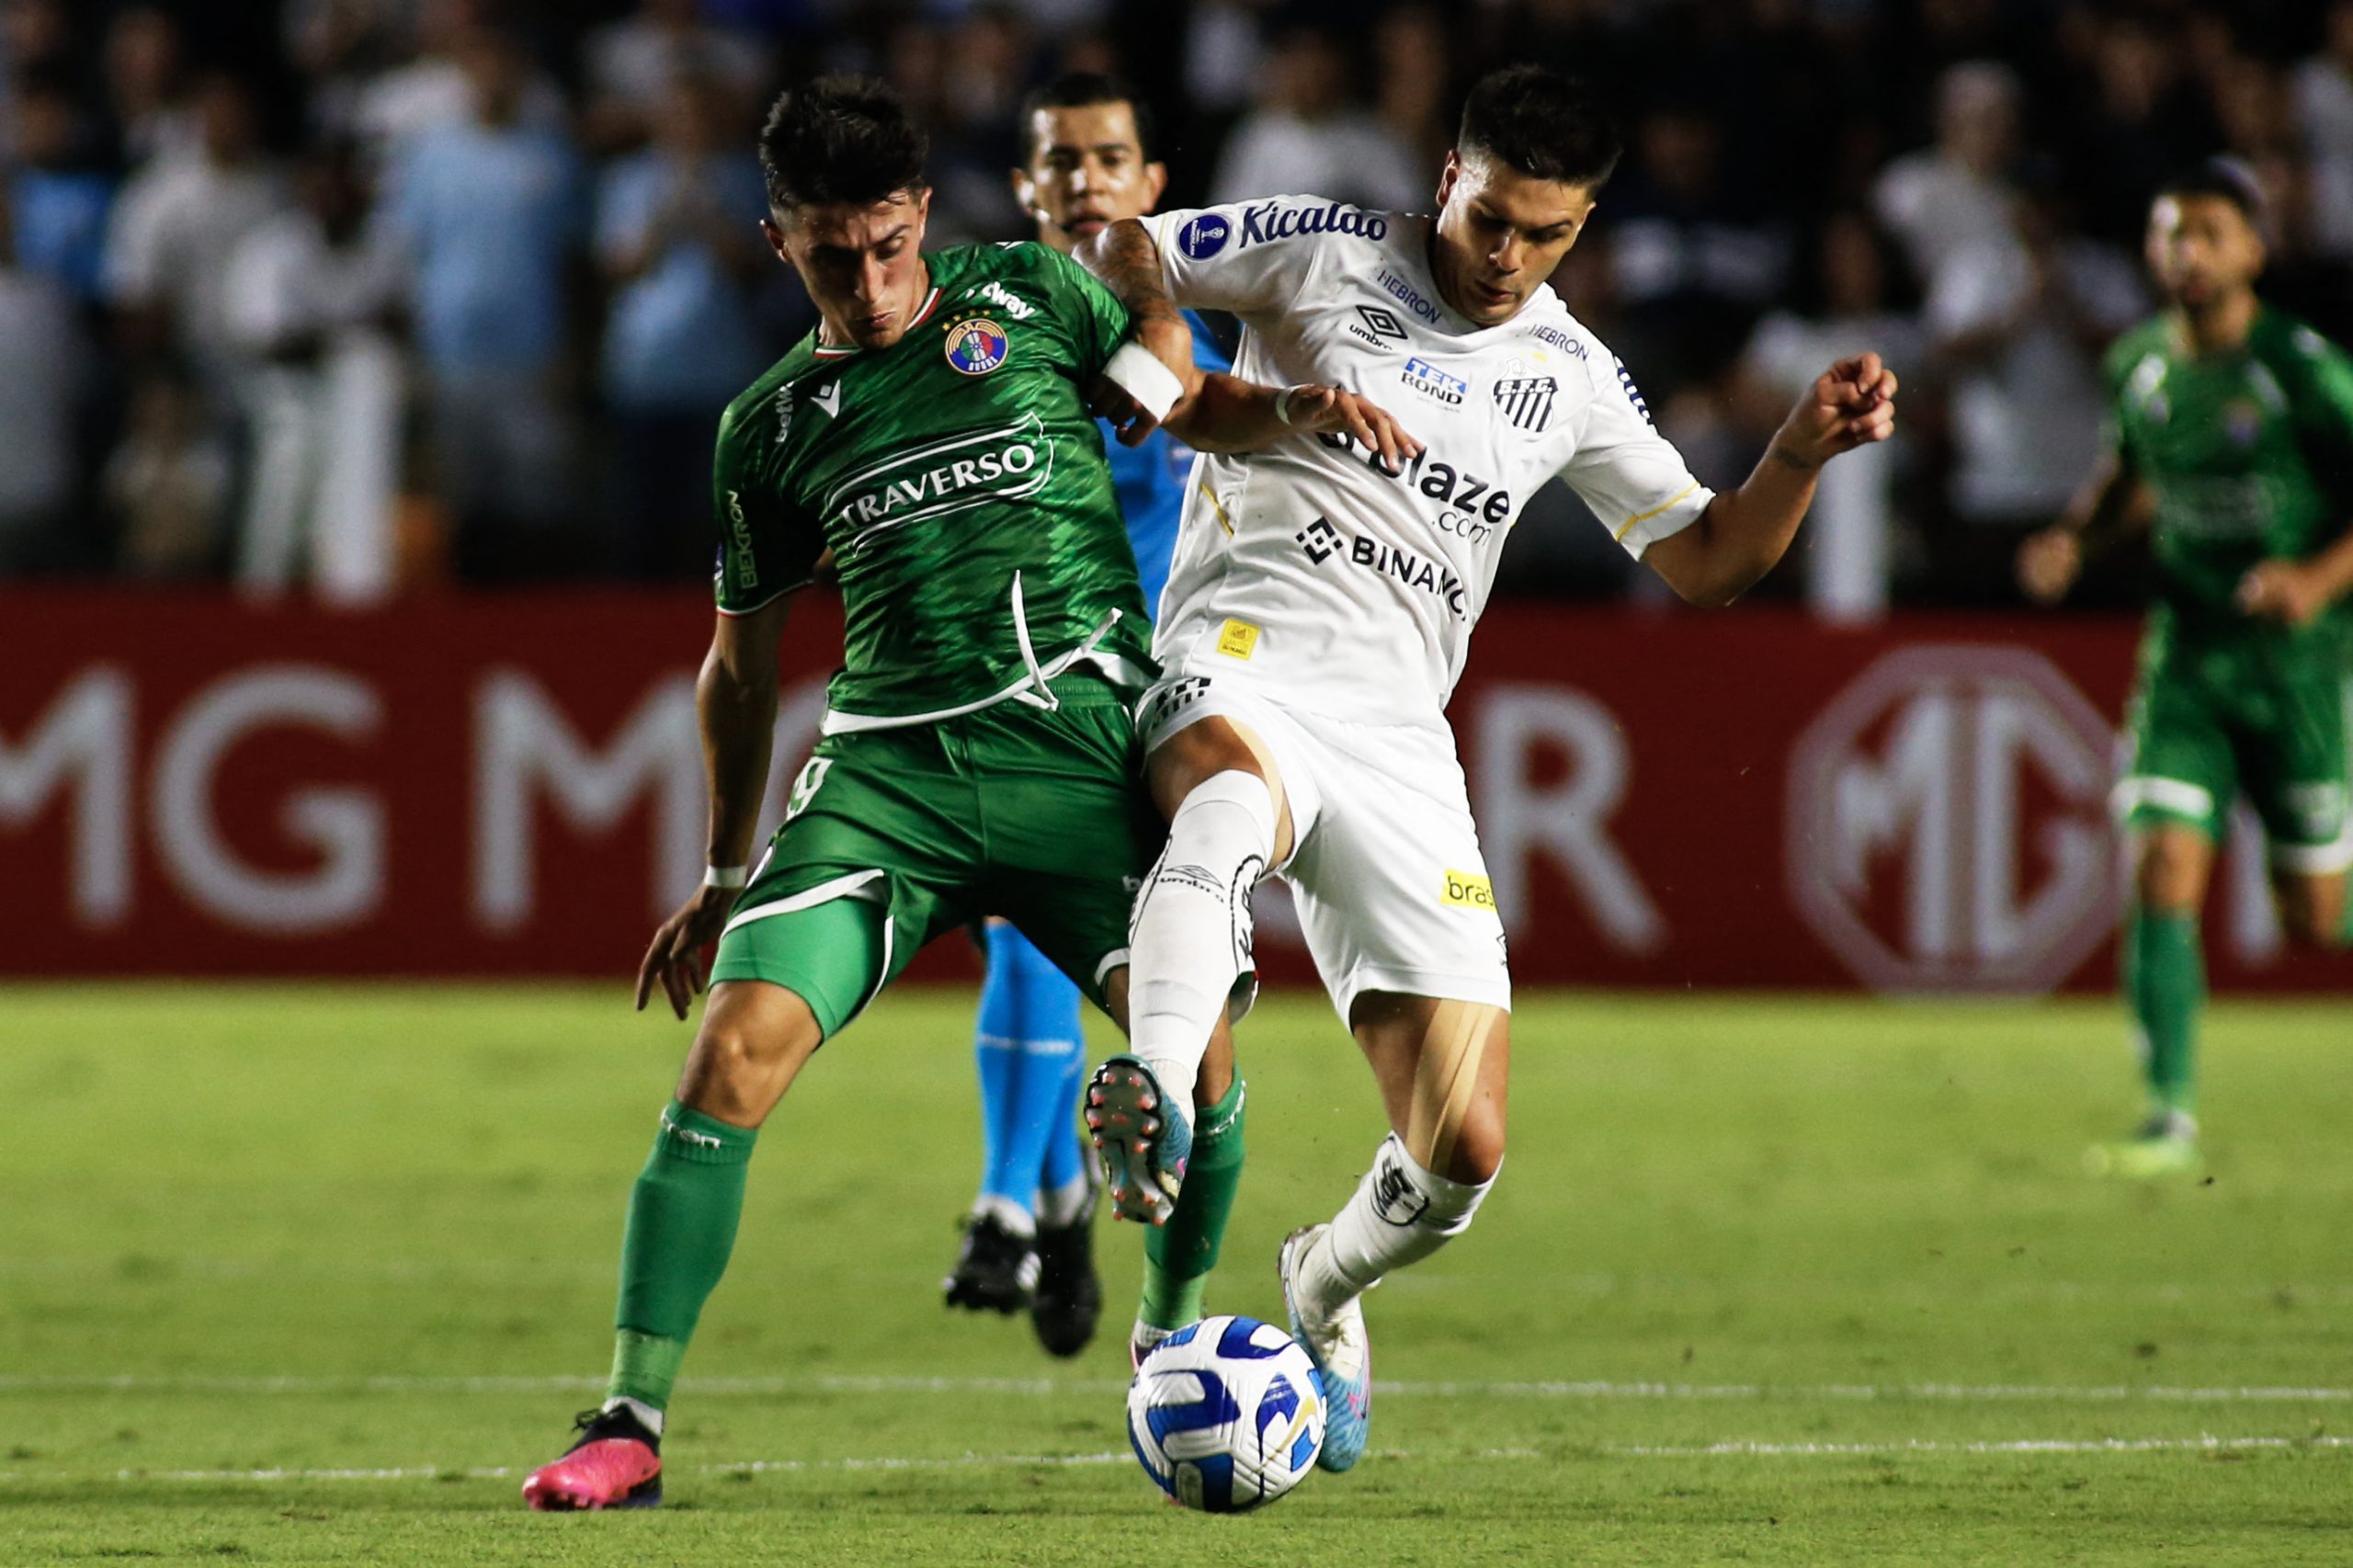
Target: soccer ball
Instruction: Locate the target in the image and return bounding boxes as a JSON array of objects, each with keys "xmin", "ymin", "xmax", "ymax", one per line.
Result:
[{"xmin": 1125, "ymin": 1314, "xmax": 1324, "ymax": 1512}]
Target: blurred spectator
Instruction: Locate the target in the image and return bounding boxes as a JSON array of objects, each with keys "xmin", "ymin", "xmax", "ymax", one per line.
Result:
[
  {"xmin": 1872, "ymin": 61, "xmax": 2018, "ymax": 286},
  {"xmin": 1736, "ymin": 211, "xmax": 1925, "ymax": 622},
  {"xmin": 381, "ymin": 26, "xmax": 584, "ymax": 581},
  {"xmin": 1372, "ymin": 3, "xmax": 1450, "ymax": 181},
  {"xmin": 103, "ymin": 6, "xmax": 195, "ymax": 168},
  {"xmin": 353, "ymin": 0, "xmax": 565, "ymax": 162},
  {"xmin": 107, "ymin": 367, "xmax": 230, "ymax": 578},
  {"xmin": 1211, "ymin": 27, "xmax": 1419, "ymax": 210},
  {"xmin": 2060, "ymin": 17, "xmax": 2220, "ymax": 245},
  {"xmin": 9, "ymin": 69, "xmax": 115, "ymax": 304},
  {"xmin": 1924, "ymin": 182, "xmax": 2143, "ymax": 601},
  {"xmin": 885, "ymin": 8, "xmax": 1029, "ymax": 244},
  {"xmin": 2293, "ymin": 0, "xmax": 2353, "ymax": 259},
  {"xmin": 222, "ymin": 141, "xmax": 406, "ymax": 603},
  {"xmin": 596, "ymin": 73, "xmax": 768, "ymax": 580},
  {"xmin": 101, "ymin": 71, "xmax": 284, "ymax": 392},
  {"xmin": 584, "ymin": 0, "xmax": 768, "ymax": 153},
  {"xmin": 1182, "ymin": 0, "xmax": 1271, "ymax": 121},
  {"xmin": 1605, "ymin": 97, "xmax": 1794, "ymax": 398},
  {"xmin": 0, "ymin": 193, "xmax": 85, "ymax": 572}
]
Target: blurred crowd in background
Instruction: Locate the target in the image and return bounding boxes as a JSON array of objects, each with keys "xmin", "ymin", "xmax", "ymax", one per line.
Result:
[{"xmin": 0, "ymin": 0, "xmax": 2347, "ymax": 614}]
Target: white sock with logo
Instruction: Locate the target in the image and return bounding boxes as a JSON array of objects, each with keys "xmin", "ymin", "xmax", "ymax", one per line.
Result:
[
  {"xmin": 1295, "ymin": 1134, "xmax": 1496, "ymax": 1324},
  {"xmin": 1125, "ymin": 769, "xmax": 1275, "ymax": 1107}
]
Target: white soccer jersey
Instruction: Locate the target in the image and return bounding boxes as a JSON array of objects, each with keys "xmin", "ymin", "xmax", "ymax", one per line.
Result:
[{"xmin": 1146, "ymin": 195, "xmax": 1714, "ymax": 723}]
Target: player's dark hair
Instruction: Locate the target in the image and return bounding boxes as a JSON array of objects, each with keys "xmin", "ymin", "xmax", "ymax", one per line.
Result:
[
  {"xmin": 1457, "ymin": 65, "xmax": 1621, "ymax": 191},
  {"xmin": 759, "ymin": 74, "xmax": 929, "ymax": 219},
  {"xmin": 2154, "ymin": 157, "xmax": 2264, "ymax": 225},
  {"xmin": 1019, "ymin": 70, "xmax": 1159, "ymax": 163}
]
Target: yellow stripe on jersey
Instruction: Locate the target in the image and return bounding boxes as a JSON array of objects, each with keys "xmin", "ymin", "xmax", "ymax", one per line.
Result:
[
  {"xmin": 1199, "ymin": 482, "xmax": 1236, "ymax": 537},
  {"xmin": 1614, "ymin": 482, "xmax": 1700, "ymax": 542}
]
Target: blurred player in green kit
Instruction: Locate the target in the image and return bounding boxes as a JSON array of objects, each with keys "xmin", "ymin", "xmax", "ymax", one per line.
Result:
[{"xmin": 2020, "ymin": 161, "xmax": 2353, "ymax": 1177}]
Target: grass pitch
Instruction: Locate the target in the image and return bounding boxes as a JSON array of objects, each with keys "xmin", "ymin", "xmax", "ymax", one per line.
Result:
[{"xmin": 2, "ymin": 983, "xmax": 2349, "ymax": 1565}]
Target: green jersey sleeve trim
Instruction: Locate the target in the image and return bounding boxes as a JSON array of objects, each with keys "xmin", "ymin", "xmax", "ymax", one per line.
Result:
[{"xmin": 711, "ymin": 379, "xmax": 824, "ymax": 613}]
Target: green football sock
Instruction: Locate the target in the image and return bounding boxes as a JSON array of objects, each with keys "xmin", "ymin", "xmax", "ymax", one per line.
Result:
[
  {"xmin": 1140, "ymin": 1075, "xmax": 1246, "ymax": 1332},
  {"xmin": 607, "ymin": 1101, "xmax": 757, "ymax": 1411},
  {"xmin": 2124, "ymin": 908, "xmax": 2204, "ymax": 1118}
]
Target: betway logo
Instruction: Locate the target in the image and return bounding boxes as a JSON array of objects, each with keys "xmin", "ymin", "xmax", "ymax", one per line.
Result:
[
  {"xmin": 824, "ymin": 415, "xmax": 1054, "ymax": 553},
  {"xmin": 1238, "ymin": 199, "xmax": 1387, "ymax": 246},
  {"xmin": 963, "ymin": 279, "xmax": 1035, "ymax": 320}
]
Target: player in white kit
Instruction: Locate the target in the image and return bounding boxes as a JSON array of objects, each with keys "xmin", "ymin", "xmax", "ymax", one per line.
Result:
[{"xmin": 1076, "ymin": 66, "xmax": 1899, "ymax": 1470}]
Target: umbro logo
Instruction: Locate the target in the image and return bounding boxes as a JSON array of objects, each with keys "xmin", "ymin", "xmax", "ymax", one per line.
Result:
[
  {"xmin": 812, "ymin": 381, "xmax": 844, "ymax": 419},
  {"xmin": 1295, "ymin": 517, "xmax": 1343, "ymax": 562},
  {"xmin": 1347, "ymin": 304, "xmax": 1409, "ymax": 349}
]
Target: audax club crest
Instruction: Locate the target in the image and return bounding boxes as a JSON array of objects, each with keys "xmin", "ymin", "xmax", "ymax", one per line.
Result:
[{"xmin": 944, "ymin": 316, "xmax": 1010, "ymax": 375}]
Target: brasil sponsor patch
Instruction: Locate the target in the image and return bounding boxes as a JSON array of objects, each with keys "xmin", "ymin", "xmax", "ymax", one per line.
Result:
[
  {"xmin": 1441, "ymin": 869, "xmax": 1495, "ymax": 911},
  {"xmin": 944, "ymin": 317, "xmax": 1010, "ymax": 375}
]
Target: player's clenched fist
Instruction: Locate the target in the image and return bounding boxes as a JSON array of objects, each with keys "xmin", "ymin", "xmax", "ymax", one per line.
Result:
[
  {"xmin": 1772, "ymin": 352, "xmax": 1898, "ymax": 470},
  {"xmin": 2017, "ymin": 528, "xmax": 2083, "ymax": 605}
]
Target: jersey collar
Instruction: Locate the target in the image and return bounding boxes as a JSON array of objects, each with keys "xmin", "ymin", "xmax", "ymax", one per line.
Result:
[{"xmin": 813, "ymin": 283, "xmax": 945, "ymax": 358}]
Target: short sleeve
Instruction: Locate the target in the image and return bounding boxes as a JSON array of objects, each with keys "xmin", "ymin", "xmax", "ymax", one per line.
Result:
[
  {"xmin": 1561, "ymin": 358, "xmax": 1715, "ymax": 559},
  {"xmin": 1144, "ymin": 196, "xmax": 1354, "ymax": 317},
  {"xmin": 711, "ymin": 399, "xmax": 822, "ymax": 615},
  {"xmin": 2285, "ymin": 323, "xmax": 2353, "ymax": 454},
  {"xmin": 1029, "ymin": 244, "xmax": 1131, "ymax": 377}
]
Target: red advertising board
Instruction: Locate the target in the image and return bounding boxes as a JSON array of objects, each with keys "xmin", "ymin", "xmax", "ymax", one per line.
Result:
[{"xmin": 1, "ymin": 590, "xmax": 2345, "ymax": 993}]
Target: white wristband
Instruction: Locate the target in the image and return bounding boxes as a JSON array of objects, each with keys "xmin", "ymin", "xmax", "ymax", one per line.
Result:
[
  {"xmin": 703, "ymin": 865, "xmax": 748, "ymax": 890},
  {"xmin": 1104, "ymin": 340, "xmax": 1186, "ymax": 422},
  {"xmin": 1274, "ymin": 385, "xmax": 1300, "ymax": 426}
]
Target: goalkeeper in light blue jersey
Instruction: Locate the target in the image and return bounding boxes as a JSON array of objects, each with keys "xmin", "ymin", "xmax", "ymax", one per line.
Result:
[{"xmin": 942, "ymin": 73, "xmax": 1234, "ymax": 1361}]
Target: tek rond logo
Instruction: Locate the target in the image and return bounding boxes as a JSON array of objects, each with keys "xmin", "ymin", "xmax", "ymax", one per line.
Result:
[{"xmin": 1787, "ymin": 646, "xmax": 2120, "ymax": 994}]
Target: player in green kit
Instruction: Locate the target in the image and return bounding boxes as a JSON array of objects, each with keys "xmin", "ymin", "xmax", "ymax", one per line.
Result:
[
  {"xmin": 2020, "ymin": 161, "xmax": 2353, "ymax": 1178},
  {"xmin": 519, "ymin": 77, "xmax": 1418, "ymax": 1510}
]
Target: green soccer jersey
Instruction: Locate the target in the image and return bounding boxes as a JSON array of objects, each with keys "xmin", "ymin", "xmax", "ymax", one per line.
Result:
[
  {"xmin": 711, "ymin": 242, "xmax": 1154, "ymax": 725},
  {"xmin": 2104, "ymin": 306, "xmax": 2353, "ymax": 642}
]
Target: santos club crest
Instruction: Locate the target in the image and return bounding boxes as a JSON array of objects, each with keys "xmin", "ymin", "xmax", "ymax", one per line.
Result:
[{"xmin": 944, "ymin": 317, "xmax": 1010, "ymax": 375}]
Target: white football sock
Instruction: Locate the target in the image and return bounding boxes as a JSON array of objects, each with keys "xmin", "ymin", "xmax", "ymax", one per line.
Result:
[
  {"xmin": 601, "ymin": 1394, "xmax": 665, "ymax": 1437},
  {"xmin": 1296, "ymin": 1134, "xmax": 1496, "ymax": 1324},
  {"xmin": 1125, "ymin": 769, "xmax": 1276, "ymax": 1105},
  {"xmin": 969, "ymin": 1193, "xmax": 1037, "ymax": 1238},
  {"xmin": 1036, "ymin": 1173, "xmax": 1092, "ymax": 1229}
]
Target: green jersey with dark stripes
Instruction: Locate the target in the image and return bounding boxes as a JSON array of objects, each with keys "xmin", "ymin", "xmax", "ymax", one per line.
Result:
[{"xmin": 712, "ymin": 242, "xmax": 1154, "ymax": 725}]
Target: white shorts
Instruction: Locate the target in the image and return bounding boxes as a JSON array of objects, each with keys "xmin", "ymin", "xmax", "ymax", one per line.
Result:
[{"xmin": 1137, "ymin": 667, "xmax": 1512, "ymax": 1022}]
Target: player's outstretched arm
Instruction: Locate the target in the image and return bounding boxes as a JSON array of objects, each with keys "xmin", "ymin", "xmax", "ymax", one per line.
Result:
[
  {"xmin": 1645, "ymin": 353, "xmax": 1898, "ymax": 608},
  {"xmin": 1167, "ymin": 375, "xmax": 1425, "ymax": 464},
  {"xmin": 636, "ymin": 598, "xmax": 789, "ymax": 1020},
  {"xmin": 2018, "ymin": 449, "xmax": 2148, "ymax": 607}
]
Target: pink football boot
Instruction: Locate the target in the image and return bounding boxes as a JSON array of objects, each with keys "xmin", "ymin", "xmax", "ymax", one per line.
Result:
[{"xmin": 522, "ymin": 1406, "xmax": 663, "ymax": 1510}]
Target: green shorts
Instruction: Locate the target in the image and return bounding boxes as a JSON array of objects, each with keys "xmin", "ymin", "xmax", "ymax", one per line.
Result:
[
  {"xmin": 2115, "ymin": 626, "xmax": 2352, "ymax": 874},
  {"xmin": 708, "ymin": 674, "xmax": 1160, "ymax": 1037}
]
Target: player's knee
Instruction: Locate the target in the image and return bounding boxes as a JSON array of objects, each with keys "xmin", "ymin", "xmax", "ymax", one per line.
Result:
[
  {"xmin": 677, "ymin": 993, "xmax": 821, "ymax": 1125},
  {"xmin": 1445, "ymin": 1105, "xmax": 1506, "ymax": 1186},
  {"xmin": 2275, "ymin": 880, "xmax": 2347, "ymax": 950},
  {"xmin": 2133, "ymin": 835, "xmax": 2207, "ymax": 913}
]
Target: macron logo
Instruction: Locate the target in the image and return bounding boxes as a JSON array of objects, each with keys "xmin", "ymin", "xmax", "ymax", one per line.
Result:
[{"xmin": 812, "ymin": 381, "xmax": 844, "ymax": 420}]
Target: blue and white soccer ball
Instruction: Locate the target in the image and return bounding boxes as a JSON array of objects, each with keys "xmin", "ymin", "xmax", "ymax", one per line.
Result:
[{"xmin": 1126, "ymin": 1314, "xmax": 1324, "ymax": 1512}]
